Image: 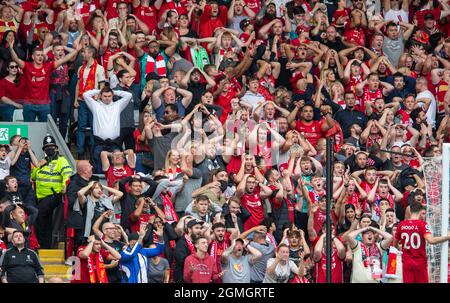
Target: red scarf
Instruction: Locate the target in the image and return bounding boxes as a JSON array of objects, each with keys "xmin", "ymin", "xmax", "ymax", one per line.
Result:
[
  {"xmin": 209, "ymin": 239, "xmax": 229, "ymax": 264},
  {"xmin": 385, "ymin": 245, "xmax": 400, "ymax": 279},
  {"xmin": 79, "ymin": 60, "xmax": 98, "ymax": 96},
  {"xmin": 289, "ymin": 275, "xmax": 309, "ymax": 283},
  {"xmin": 87, "ymin": 252, "xmax": 108, "ymax": 283},
  {"xmin": 360, "ymin": 243, "xmax": 382, "ymax": 269},
  {"xmin": 167, "ymin": 166, "xmax": 181, "ymax": 181},
  {"xmin": 146, "ymin": 53, "xmax": 167, "ymax": 76},
  {"xmin": 266, "ymin": 233, "xmax": 277, "ymax": 248},
  {"xmin": 161, "ymin": 192, "xmax": 179, "ymax": 224},
  {"xmin": 185, "ymin": 235, "xmax": 196, "ymax": 254}
]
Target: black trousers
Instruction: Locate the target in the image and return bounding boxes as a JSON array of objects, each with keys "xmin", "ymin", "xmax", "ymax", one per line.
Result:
[
  {"xmin": 36, "ymin": 194, "xmax": 62, "ymax": 249},
  {"xmin": 119, "ymin": 127, "xmax": 135, "ymax": 151}
]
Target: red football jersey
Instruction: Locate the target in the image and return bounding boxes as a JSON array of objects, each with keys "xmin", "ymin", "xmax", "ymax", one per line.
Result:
[
  {"xmin": 241, "ymin": 187, "xmax": 264, "ymax": 231},
  {"xmin": 395, "ymin": 219, "xmax": 431, "ymax": 261},
  {"xmin": 315, "ymin": 247, "xmax": 344, "ymax": 283},
  {"xmin": 295, "ymin": 120, "xmax": 324, "ymax": 148}
]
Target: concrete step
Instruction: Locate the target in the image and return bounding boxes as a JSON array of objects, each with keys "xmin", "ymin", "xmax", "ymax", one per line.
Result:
[
  {"xmin": 43, "ymin": 264, "xmax": 70, "ymax": 275},
  {"xmin": 39, "ymin": 249, "xmax": 64, "ymax": 259},
  {"xmin": 40, "ymin": 256, "xmax": 65, "ymax": 264}
]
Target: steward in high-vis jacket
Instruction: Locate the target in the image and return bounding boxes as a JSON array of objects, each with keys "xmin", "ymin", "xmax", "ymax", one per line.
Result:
[{"xmin": 31, "ymin": 134, "xmax": 72, "ymax": 248}]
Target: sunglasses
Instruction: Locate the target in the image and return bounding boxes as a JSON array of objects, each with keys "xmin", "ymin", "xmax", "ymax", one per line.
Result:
[
  {"xmin": 164, "ymin": 111, "xmax": 171, "ymax": 114},
  {"xmin": 9, "ymin": 65, "xmax": 18, "ymax": 69}
]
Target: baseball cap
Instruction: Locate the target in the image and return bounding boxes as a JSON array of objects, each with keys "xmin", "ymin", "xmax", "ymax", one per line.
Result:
[
  {"xmin": 128, "ymin": 233, "xmax": 140, "ymax": 241},
  {"xmin": 235, "ymin": 238, "xmax": 245, "ymax": 245},
  {"xmin": 424, "ymin": 12, "xmax": 434, "ymax": 20},
  {"xmin": 187, "ymin": 219, "xmax": 204, "ymax": 229},
  {"xmin": 240, "ymin": 18, "xmax": 252, "ymax": 31},
  {"xmin": 146, "ymin": 72, "xmax": 161, "ymax": 82}
]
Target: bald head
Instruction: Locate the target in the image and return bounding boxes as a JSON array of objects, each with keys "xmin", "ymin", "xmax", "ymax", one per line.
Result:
[{"xmin": 76, "ymin": 160, "xmax": 93, "ymax": 180}]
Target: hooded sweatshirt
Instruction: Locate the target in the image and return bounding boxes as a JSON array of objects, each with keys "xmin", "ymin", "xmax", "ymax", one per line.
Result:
[{"xmin": 183, "ymin": 252, "xmax": 220, "ymax": 283}]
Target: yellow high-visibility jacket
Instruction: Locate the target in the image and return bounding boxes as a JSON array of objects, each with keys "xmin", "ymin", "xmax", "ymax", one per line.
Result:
[{"xmin": 31, "ymin": 156, "xmax": 73, "ymax": 200}]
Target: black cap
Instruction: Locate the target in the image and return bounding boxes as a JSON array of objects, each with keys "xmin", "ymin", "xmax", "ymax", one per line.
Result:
[
  {"xmin": 235, "ymin": 238, "xmax": 245, "ymax": 244},
  {"xmin": 128, "ymin": 233, "xmax": 140, "ymax": 241},
  {"xmin": 239, "ymin": 18, "xmax": 251, "ymax": 31},
  {"xmin": 424, "ymin": 13, "xmax": 434, "ymax": 20},
  {"xmin": 145, "ymin": 72, "xmax": 161, "ymax": 82},
  {"xmin": 187, "ymin": 219, "xmax": 204, "ymax": 229}
]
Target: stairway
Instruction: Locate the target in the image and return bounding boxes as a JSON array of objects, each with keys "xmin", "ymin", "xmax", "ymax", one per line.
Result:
[{"xmin": 39, "ymin": 244, "xmax": 71, "ymax": 283}]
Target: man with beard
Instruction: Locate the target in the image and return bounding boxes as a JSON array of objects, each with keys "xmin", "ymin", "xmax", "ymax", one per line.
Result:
[
  {"xmin": 180, "ymin": 67, "xmax": 216, "ymax": 114},
  {"xmin": 334, "ymin": 92, "xmax": 368, "ymax": 139},
  {"xmin": 174, "ymin": 219, "xmax": 204, "ymax": 282},
  {"xmin": 99, "ymin": 29, "xmax": 127, "ymax": 68},
  {"xmin": 320, "ymin": 25, "xmax": 347, "ymax": 52},
  {"xmin": 288, "ymin": 104, "xmax": 335, "ymax": 148},
  {"xmin": 346, "ymin": 226, "xmax": 393, "ymax": 283},
  {"xmin": 236, "ymin": 174, "xmax": 273, "ymax": 231},
  {"xmin": 345, "ymin": 124, "xmax": 363, "ymax": 149},
  {"xmin": 221, "ymin": 238, "xmax": 262, "ymax": 283},
  {"xmin": 386, "ymin": 72, "xmax": 416, "ymax": 103},
  {"xmin": 208, "ymin": 223, "xmax": 234, "ymax": 279},
  {"xmin": 256, "ymin": 2, "xmax": 277, "ymax": 28},
  {"xmin": 135, "ymin": 36, "xmax": 177, "ymax": 83}
]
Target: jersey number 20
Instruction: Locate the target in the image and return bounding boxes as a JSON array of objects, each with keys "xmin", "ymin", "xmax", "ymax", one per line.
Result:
[{"xmin": 401, "ymin": 232, "xmax": 421, "ymax": 249}]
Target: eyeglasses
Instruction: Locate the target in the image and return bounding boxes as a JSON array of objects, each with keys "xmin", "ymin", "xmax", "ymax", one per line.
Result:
[{"xmin": 9, "ymin": 65, "xmax": 18, "ymax": 69}]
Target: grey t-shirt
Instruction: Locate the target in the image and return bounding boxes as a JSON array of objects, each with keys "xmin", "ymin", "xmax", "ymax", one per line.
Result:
[
  {"xmin": 222, "ymin": 254, "xmax": 253, "ymax": 283},
  {"xmin": 151, "ymin": 132, "xmax": 178, "ymax": 170},
  {"xmin": 174, "ymin": 168, "xmax": 203, "ymax": 212},
  {"xmin": 249, "ymin": 242, "xmax": 275, "ymax": 282},
  {"xmin": 263, "ymin": 259, "xmax": 298, "ymax": 283},
  {"xmin": 382, "ymin": 35, "xmax": 404, "ymax": 67},
  {"xmin": 148, "ymin": 257, "xmax": 170, "ymax": 283},
  {"xmin": 113, "ymin": 85, "xmax": 135, "ymax": 129}
]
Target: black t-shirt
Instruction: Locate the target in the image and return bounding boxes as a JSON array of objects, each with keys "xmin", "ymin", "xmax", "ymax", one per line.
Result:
[
  {"xmin": 10, "ymin": 151, "xmax": 33, "ymax": 183},
  {"xmin": 3, "ymin": 191, "xmax": 23, "ymax": 204},
  {"xmin": 322, "ymin": 38, "xmax": 346, "ymax": 52},
  {"xmin": 186, "ymin": 82, "xmax": 207, "ymax": 114},
  {"xmin": 104, "ymin": 240, "xmax": 126, "ymax": 283},
  {"xmin": 382, "ymin": 160, "xmax": 409, "ymax": 172}
]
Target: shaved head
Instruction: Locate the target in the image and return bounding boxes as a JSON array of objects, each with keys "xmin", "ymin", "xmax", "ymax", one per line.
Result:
[{"xmin": 76, "ymin": 160, "xmax": 93, "ymax": 180}]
